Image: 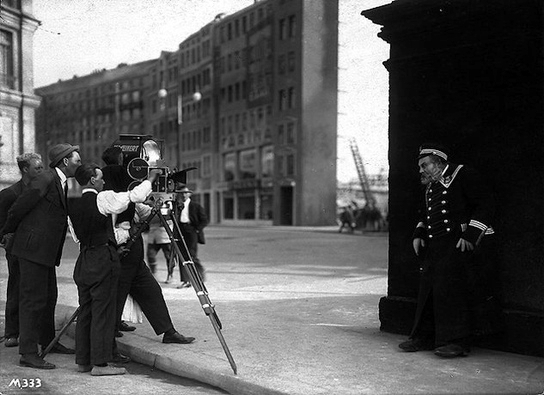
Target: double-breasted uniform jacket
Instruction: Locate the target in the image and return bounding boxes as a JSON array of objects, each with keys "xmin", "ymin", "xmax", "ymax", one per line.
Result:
[
  {"xmin": 413, "ymin": 163, "xmax": 495, "ymax": 244},
  {"xmin": 1, "ymin": 169, "xmax": 68, "ymax": 267},
  {"xmin": 411, "ymin": 163, "xmax": 499, "ymax": 344}
]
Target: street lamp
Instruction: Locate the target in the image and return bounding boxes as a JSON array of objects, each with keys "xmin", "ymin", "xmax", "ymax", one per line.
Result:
[{"xmin": 177, "ymin": 90, "xmax": 202, "ymax": 170}]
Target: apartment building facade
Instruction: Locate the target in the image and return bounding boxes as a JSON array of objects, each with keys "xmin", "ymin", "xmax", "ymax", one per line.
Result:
[{"xmin": 34, "ymin": 0, "xmax": 338, "ymax": 225}]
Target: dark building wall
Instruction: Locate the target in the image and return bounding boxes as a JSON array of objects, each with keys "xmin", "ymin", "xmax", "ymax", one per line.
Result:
[{"xmin": 363, "ymin": 0, "xmax": 544, "ymax": 356}]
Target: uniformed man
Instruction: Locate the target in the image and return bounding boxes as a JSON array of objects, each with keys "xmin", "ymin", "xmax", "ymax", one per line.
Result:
[{"xmin": 399, "ymin": 143, "xmax": 501, "ymax": 358}]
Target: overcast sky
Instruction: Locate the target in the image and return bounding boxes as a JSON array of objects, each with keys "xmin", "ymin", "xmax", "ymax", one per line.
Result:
[{"xmin": 32, "ymin": 0, "xmax": 391, "ymax": 182}]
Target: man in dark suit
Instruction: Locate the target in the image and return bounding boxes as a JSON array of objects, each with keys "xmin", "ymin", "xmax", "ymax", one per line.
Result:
[
  {"xmin": 0, "ymin": 153, "xmax": 44, "ymax": 348},
  {"xmin": 0, "ymin": 143, "xmax": 81, "ymax": 369},
  {"xmin": 173, "ymin": 184, "xmax": 208, "ymax": 288}
]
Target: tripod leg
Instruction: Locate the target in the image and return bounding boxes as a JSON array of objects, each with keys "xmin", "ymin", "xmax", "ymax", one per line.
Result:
[
  {"xmin": 39, "ymin": 306, "xmax": 80, "ymax": 358},
  {"xmin": 153, "ymin": 204, "xmax": 237, "ymax": 374}
]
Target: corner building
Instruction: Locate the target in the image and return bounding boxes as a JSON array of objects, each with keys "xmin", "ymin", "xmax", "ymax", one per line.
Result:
[
  {"xmin": 0, "ymin": 0, "xmax": 40, "ymax": 189},
  {"xmin": 210, "ymin": 0, "xmax": 338, "ymax": 225}
]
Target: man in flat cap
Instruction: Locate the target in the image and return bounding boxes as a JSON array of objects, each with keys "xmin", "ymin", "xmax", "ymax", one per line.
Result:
[
  {"xmin": 0, "ymin": 143, "xmax": 81, "ymax": 369},
  {"xmin": 399, "ymin": 143, "xmax": 501, "ymax": 358}
]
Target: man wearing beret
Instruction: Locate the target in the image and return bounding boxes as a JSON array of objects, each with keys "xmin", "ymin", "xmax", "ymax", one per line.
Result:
[
  {"xmin": 399, "ymin": 143, "xmax": 501, "ymax": 358},
  {"xmin": 0, "ymin": 143, "xmax": 81, "ymax": 369}
]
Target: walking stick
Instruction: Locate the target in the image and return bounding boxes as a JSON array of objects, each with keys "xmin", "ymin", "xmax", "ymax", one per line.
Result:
[{"xmin": 39, "ymin": 306, "xmax": 80, "ymax": 358}]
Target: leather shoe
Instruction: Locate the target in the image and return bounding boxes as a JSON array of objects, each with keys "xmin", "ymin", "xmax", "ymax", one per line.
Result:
[
  {"xmin": 49, "ymin": 342, "xmax": 75, "ymax": 354},
  {"xmin": 176, "ymin": 282, "xmax": 191, "ymax": 289},
  {"xmin": 434, "ymin": 344, "xmax": 470, "ymax": 358},
  {"xmin": 77, "ymin": 364, "xmax": 92, "ymax": 373},
  {"xmin": 20, "ymin": 354, "xmax": 56, "ymax": 369},
  {"xmin": 110, "ymin": 353, "xmax": 131, "ymax": 364},
  {"xmin": 162, "ymin": 331, "xmax": 195, "ymax": 344},
  {"xmin": 399, "ymin": 338, "xmax": 435, "ymax": 352},
  {"xmin": 119, "ymin": 321, "xmax": 136, "ymax": 332},
  {"xmin": 115, "ymin": 331, "xmax": 123, "ymax": 338},
  {"xmin": 5, "ymin": 337, "xmax": 18, "ymax": 347},
  {"xmin": 91, "ymin": 365, "xmax": 126, "ymax": 376}
]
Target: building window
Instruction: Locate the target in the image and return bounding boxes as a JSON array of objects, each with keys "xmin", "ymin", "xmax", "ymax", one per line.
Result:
[
  {"xmin": 202, "ymin": 154, "xmax": 212, "ymax": 177},
  {"xmin": 224, "ymin": 152, "xmax": 236, "ymax": 181},
  {"xmin": 278, "ymin": 19, "xmax": 286, "ymax": 40},
  {"xmin": 286, "ymin": 122, "xmax": 296, "ymax": 144},
  {"xmin": 286, "ymin": 154, "xmax": 295, "ymax": 175},
  {"xmin": 261, "ymin": 145, "xmax": 274, "ymax": 178},
  {"xmin": 0, "ymin": 30, "xmax": 14, "ymax": 89},
  {"xmin": 278, "ymin": 124, "xmax": 285, "ymax": 145},
  {"xmin": 288, "ymin": 87, "xmax": 296, "ymax": 109},
  {"xmin": 278, "ymin": 54, "xmax": 286, "ymax": 75},
  {"xmin": 288, "ymin": 51, "xmax": 295, "ymax": 72},
  {"xmin": 278, "ymin": 90, "xmax": 286, "ymax": 111},
  {"xmin": 288, "ymin": 15, "xmax": 297, "ymax": 38}
]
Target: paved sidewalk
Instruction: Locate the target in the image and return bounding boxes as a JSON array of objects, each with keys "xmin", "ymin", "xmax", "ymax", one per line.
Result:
[{"xmin": 2, "ymin": 226, "xmax": 544, "ymax": 394}]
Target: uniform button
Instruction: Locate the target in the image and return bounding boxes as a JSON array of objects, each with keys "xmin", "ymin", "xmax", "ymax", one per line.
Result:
[
  {"xmin": 441, "ymin": 210, "xmax": 446, "ymax": 214},
  {"xmin": 428, "ymin": 225, "xmax": 431, "ymax": 229},
  {"xmin": 444, "ymin": 220, "xmax": 449, "ymax": 223},
  {"xmin": 443, "ymin": 191, "xmax": 447, "ymax": 194},
  {"xmin": 427, "ymin": 216, "xmax": 430, "ymax": 220},
  {"xmin": 429, "ymin": 235, "xmax": 433, "ymax": 238},
  {"xmin": 429, "ymin": 189, "xmax": 433, "ymax": 193},
  {"xmin": 428, "ymin": 207, "xmax": 432, "ymax": 211},
  {"xmin": 441, "ymin": 200, "xmax": 446, "ymax": 204}
]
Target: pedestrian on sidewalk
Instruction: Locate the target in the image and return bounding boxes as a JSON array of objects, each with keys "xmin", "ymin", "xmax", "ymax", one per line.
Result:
[
  {"xmin": 68, "ymin": 164, "xmax": 159, "ymax": 376},
  {"xmin": 172, "ymin": 183, "xmax": 208, "ymax": 289},
  {"xmin": 399, "ymin": 143, "xmax": 501, "ymax": 358},
  {"xmin": 0, "ymin": 153, "xmax": 44, "ymax": 349},
  {"xmin": 145, "ymin": 214, "xmax": 174, "ymax": 282},
  {"xmin": 0, "ymin": 144, "xmax": 81, "ymax": 369}
]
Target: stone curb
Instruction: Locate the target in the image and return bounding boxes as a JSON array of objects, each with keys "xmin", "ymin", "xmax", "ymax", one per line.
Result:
[{"xmin": 57, "ymin": 304, "xmax": 287, "ymax": 395}]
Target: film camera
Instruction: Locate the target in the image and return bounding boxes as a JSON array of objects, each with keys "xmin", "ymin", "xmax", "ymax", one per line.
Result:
[{"xmin": 112, "ymin": 134, "xmax": 195, "ymax": 201}]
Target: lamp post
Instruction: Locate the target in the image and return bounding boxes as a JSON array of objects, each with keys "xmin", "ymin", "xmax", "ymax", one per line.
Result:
[
  {"xmin": 176, "ymin": 91, "xmax": 202, "ymax": 170},
  {"xmin": 158, "ymin": 88, "xmax": 168, "ymax": 139}
]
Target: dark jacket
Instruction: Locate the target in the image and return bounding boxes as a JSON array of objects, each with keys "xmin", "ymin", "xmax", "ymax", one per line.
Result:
[
  {"xmin": 0, "ymin": 180, "xmax": 26, "ymax": 251},
  {"xmin": 2, "ymin": 169, "xmax": 68, "ymax": 267}
]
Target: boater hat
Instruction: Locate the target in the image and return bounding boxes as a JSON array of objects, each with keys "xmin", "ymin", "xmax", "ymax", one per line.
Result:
[
  {"xmin": 418, "ymin": 143, "xmax": 449, "ymax": 161},
  {"xmin": 48, "ymin": 143, "xmax": 80, "ymax": 168}
]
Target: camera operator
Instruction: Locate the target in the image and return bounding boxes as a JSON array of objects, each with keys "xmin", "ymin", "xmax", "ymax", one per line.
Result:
[
  {"xmin": 68, "ymin": 164, "xmax": 160, "ymax": 375},
  {"xmin": 172, "ymin": 183, "xmax": 208, "ymax": 288},
  {"xmin": 100, "ymin": 162, "xmax": 195, "ymax": 356}
]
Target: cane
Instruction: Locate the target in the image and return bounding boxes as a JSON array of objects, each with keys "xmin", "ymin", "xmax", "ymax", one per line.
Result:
[{"xmin": 39, "ymin": 306, "xmax": 80, "ymax": 358}]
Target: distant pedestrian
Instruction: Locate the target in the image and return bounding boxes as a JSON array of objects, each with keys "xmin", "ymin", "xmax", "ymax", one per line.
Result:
[
  {"xmin": 338, "ymin": 206, "xmax": 355, "ymax": 233},
  {"xmin": 0, "ymin": 153, "xmax": 44, "ymax": 348},
  {"xmin": 173, "ymin": 183, "xmax": 208, "ymax": 288},
  {"xmin": 399, "ymin": 143, "xmax": 501, "ymax": 358},
  {"xmin": 146, "ymin": 214, "xmax": 174, "ymax": 282}
]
